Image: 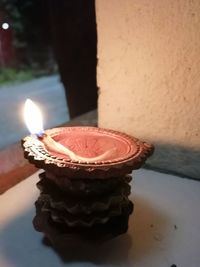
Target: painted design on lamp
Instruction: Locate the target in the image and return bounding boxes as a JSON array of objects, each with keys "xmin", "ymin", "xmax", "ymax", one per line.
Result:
[{"xmin": 24, "ymin": 99, "xmax": 115, "ymax": 163}]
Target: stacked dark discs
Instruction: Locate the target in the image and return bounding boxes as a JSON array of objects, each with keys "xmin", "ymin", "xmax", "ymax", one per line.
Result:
[{"xmin": 33, "ymin": 171, "xmax": 134, "ymax": 244}]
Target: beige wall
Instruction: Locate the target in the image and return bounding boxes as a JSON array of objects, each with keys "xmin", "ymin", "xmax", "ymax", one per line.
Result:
[{"xmin": 96, "ymin": 0, "xmax": 200, "ymax": 179}]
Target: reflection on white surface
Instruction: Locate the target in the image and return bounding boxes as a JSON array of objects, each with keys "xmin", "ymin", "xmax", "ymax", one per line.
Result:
[{"xmin": 0, "ymin": 169, "xmax": 200, "ymax": 267}]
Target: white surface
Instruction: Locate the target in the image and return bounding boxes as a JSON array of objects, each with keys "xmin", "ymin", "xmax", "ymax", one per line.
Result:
[{"xmin": 0, "ymin": 169, "xmax": 200, "ymax": 267}]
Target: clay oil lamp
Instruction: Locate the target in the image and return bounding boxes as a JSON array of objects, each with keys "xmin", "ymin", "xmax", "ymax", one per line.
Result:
[{"xmin": 21, "ymin": 99, "xmax": 154, "ymax": 250}]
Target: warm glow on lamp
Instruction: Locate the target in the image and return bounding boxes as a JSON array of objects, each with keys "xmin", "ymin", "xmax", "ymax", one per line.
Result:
[
  {"xmin": 24, "ymin": 99, "xmax": 44, "ymax": 136},
  {"xmin": 23, "ymin": 99, "xmax": 114, "ymax": 162}
]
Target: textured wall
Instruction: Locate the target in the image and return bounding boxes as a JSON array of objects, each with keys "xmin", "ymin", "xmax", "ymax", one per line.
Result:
[{"xmin": 96, "ymin": 0, "xmax": 200, "ymax": 179}]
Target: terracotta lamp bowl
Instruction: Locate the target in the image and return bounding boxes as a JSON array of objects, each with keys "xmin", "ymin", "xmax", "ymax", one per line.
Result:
[{"xmin": 22, "ymin": 126, "xmax": 154, "ymax": 179}]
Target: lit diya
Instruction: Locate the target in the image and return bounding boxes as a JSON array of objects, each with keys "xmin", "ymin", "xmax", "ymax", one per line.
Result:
[{"xmin": 21, "ymin": 99, "xmax": 154, "ymax": 250}]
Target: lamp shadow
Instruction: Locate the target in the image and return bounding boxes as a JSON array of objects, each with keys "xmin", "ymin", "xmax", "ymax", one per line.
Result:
[
  {"xmin": 145, "ymin": 142, "xmax": 200, "ymax": 180},
  {"xmin": 45, "ymin": 233, "xmax": 132, "ymax": 264},
  {"xmin": 0, "ymin": 193, "xmax": 170, "ymax": 266}
]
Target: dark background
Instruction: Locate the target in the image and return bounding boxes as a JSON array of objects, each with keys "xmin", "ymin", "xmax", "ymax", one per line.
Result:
[{"xmin": 0, "ymin": 0, "xmax": 97, "ymax": 118}]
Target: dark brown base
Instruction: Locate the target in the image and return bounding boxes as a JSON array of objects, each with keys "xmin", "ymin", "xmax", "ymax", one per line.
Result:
[
  {"xmin": 33, "ymin": 202, "xmax": 133, "ymax": 261},
  {"xmin": 33, "ymin": 202, "xmax": 133, "ymax": 244},
  {"xmin": 33, "ymin": 170, "xmax": 133, "ymax": 257}
]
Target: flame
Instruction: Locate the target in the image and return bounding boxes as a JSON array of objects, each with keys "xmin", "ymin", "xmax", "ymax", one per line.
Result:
[{"xmin": 24, "ymin": 99, "xmax": 44, "ymax": 135}]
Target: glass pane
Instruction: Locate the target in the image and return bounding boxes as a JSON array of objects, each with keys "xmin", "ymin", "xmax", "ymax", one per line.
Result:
[
  {"xmin": 0, "ymin": 2, "xmax": 69, "ymax": 150},
  {"xmin": 0, "ymin": 1, "xmax": 97, "ymax": 150}
]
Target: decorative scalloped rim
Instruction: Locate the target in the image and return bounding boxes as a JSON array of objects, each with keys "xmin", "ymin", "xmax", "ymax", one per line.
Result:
[
  {"xmin": 37, "ymin": 187, "xmax": 130, "ymax": 215},
  {"xmin": 22, "ymin": 126, "xmax": 154, "ymax": 177},
  {"xmin": 41, "ymin": 172, "xmax": 132, "ymax": 195},
  {"xmin": 33, "ymin": 210, "xmax": 131, "ymax": 242},
  {"xmin": 39, "ymin": 199, "xmax": 133, "ymax": 227}
]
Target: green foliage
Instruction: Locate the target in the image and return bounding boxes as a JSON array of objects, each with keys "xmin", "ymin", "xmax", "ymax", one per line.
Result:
[{"xmin": 0, "ymin": 68, "xmax": 33, "ymax": 85}]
